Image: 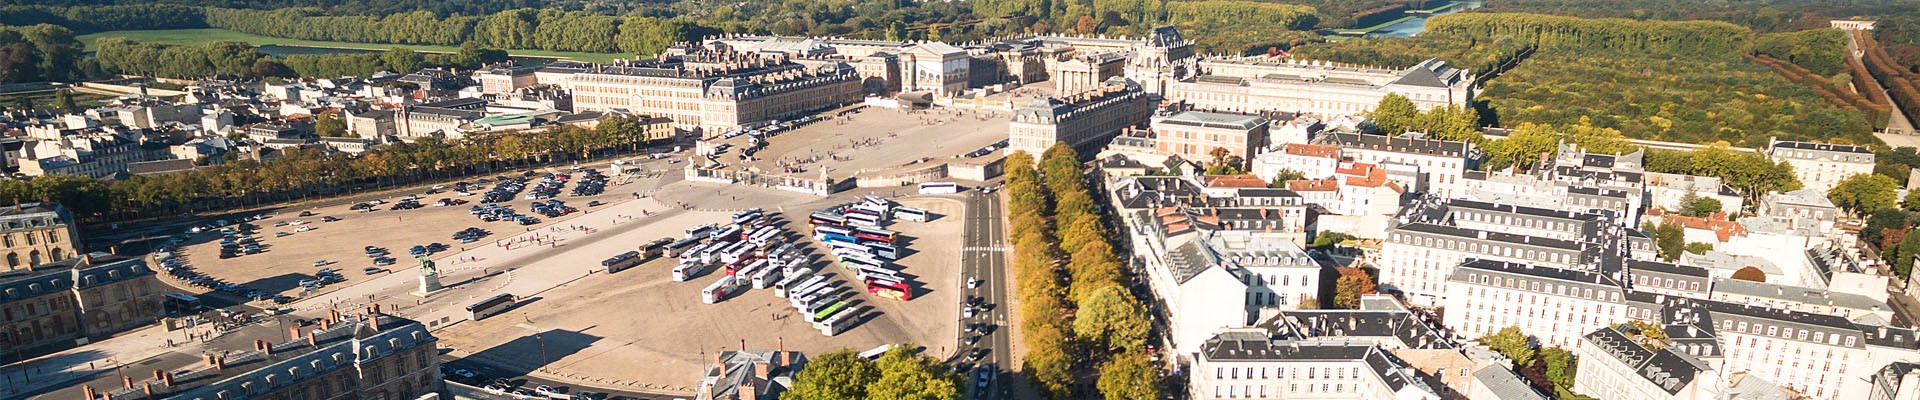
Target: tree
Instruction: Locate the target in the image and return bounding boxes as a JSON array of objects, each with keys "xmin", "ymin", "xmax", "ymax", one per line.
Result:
[
  {"xmin": 51, "ymin": 89, "xmax": 75, "ymax": 112},
  {"xmin": 1311, "ymin": 232, "xmax": 1356, "ymax": 248},
  {"xmin": 249, "ymin": 59, "xmax": 294, "ymax": 78},
  {"xmin": 1904, "ymin": 189, "xmax": 1920, "ymax": 213},
  {"xmin": 1074, "ymin": 285, "xmax": 1151, "ymax": 351},
  {"xmin": 1096, "ymin": 351, "xmax": 1162, "ymax": 400},
  {"xmin": 1269, "ymin": 169, "xmax": 1305, "ymax": 187},
  {"xmin": 1540, "ymin": 347, "xmax": 1577, "ymax": 394},
  {"xmin": 1644, "ymin": 221, "xmax": 1686, "ymax": 261},
  {"xmin": 314, "ymin": 110, "xmax": 348, "ymax": 138},
  {"xmin": 1076, "ymin": 15, "xmax": 1098, "ymax": 34},
  {"xmin": 867, "ymin": 347, "xmax": 963, "ymax": 400},
  {"xmin": 1829, "ymin": 174, "xmax": 1899, "ymax": 217},
  {"xmin": 1024, "ymin": 326, "xmax": 1075, "ymax": 397},
  {"xmin": 1678, "ymin": 193, "xmax": 1722, "ymax": 217},
  {"xmin": 1897, "ymin": 232, "xmax": 1920, "ymax": 279},
  {"xmin": 1865, "ymin": 208, "xmax": 1914, "ymax": 246},
  {"xmin": 1371, "ymin": 93, "xmax": 1418, "ymax": 134},
  {"xmin": 1683, "ymin": 242, "xmax": 1713, "ymax": 255},
  {"xmin": 782, "ymin": 350, "xmax": 879, "ymax": 400},
  {"xmin": 1483, "ymin": 326, "xmax": 1536, "ymax": 367},
  {"xmin": 381, "ymin": 47, "xmax": 424, "ymax": 73},
  {"xmin": 1332, "ymin": 267, "xmax": 1376, "ymax": 309}
]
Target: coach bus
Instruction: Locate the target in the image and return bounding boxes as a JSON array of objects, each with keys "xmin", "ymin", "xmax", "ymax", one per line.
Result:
[
  {"xmin": 809, "ymin": 212, "xmax": 846, "ymax": 227},
  {"xmin": 732, "ymin": 209, "xmax": 764, "ymax": 225},
  {"xmin": 866, "ymin": 278, "xmax": 913, "ymax": 301},
  {"xmin": 808, "ymin": 300, "xmax": 850, "ymax": 323},
  {"xmin": 852, "ymin": 227, "xmax": 899, "ymax": 245},
  {"xmin": 780, "ymin": 274, "xmax": 827, "ymax": 298},
  {"xmin": 840, "ymin": 253, "xmax": 886, "ymax": 270},
  {"xmin": 684, "ymin": 224, "xmax": 715, "ymax": 239},
  {"xmin": 791, "ymin": 283, "xmax": 833, "ymax": 308},
  {"xmin": 816, "ymin": 308, "xmax": 858, "ymax": 336},
  {"xmin": 466, "ymin": 294, "xmax": 518, "ymax": 321},
  {"xmin": 665, "ymin": 237, "xmax": 703, "ymax": 258},
  {"xmin": 601, "ymin": 251, "xmax": 643, "ymax": 273},
  {"xmin": 673, "ymin": 261, "xmax": 712, "ymax": 282},
  {"xmin": 844, "ymin": 212, "xmax": 881, "ymax": 228},
  {"xmin": 639, "ymin": 238, "xmax": 675, "ymax": 260},
  {"xmin": 918, "ymin": 182, "xmax": 960, "ymax": 194},
  {"xmin": 702, "ymin": 276, "xmax": 740, "ymax": 304},
  {"xmin": 856, "ymin": 266, "xmax": 903, "ymax": 283},
  {"xmin": 863, "ymin": 243, "xmax": 900, "ymax": 260},
  {"xmin": 894, "ymin": 207, "xmax": 929, "ymax": 223},
  {"xmin": 751, "ymin": 266, "xmax": 784, "ymax": 289},
  {"xmin": 773, "ymin": 269, "xmax": 816, "ymax": 297}
]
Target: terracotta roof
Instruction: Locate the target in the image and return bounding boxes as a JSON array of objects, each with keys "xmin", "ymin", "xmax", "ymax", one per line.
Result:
[
  {"xmin": 1287, "ymin": 179, "xmax": 1338, "ymax": 192},
  {"xmin": 1284, "ymin": 143, "xmax": 1341, "ymax": 159},
  {"xmin": 1205, "ymin": 174, "xmax": 1269, "ymax": 189},
  {"xmin": 1651, "ymin": 210, "xmax": 1746, "ymax": 242}
]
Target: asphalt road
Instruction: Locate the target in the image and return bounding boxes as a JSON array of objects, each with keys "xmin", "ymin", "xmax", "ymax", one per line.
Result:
[{"xmin": 955, "ymin": 189, "xmax": 1012, "ymax": 399}]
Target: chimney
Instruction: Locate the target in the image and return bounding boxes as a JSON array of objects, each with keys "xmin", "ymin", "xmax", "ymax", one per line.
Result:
[
  {"xmin": 368, "ymin": 314, "xmax": 381, "ymax": 331},
  {"xmin": 152, "ymin": 369, "xmax": 164, "ymax": 381},
  {"xmin": 142, "ymin": 382, "xmax": 154, "ymax": 398},
  {"xmin": 262, "ymin": 342, "xmax": 274, "ymax": 358},
  {"xmin": 737, "ymin": 380, "xmax": 758, "ymax": 400},
  {"xmin": 755, "ymin": 361, "xmax": 771, "ymax": 379},
  {"xmin": 203, "ymin": 354, "xmax": 217, "ymax": 367},
  {"xmin": 123, "ymin": 375, "xmax": 133, "ymax": 389},
  {"xmin": 161, "ymin": 371, "xmax": 175, "ymax": 387},
  {"xmin": 214, "ymin": 356, "xmax": 226, "ymax": 371},
  {"xmin": 82, "ymin": 385, "xmax": 95, "ymax": 400},
  {"xmin": 289, "ymin": 325, "xmax": 302, "ymax": 341},
  {"xmin": 321, "ymin": 317, "xmax": 333, "ymax": 331},
  {"xmin": 307, "ymin": 332, "xmax": 318, "ymax": 347}
]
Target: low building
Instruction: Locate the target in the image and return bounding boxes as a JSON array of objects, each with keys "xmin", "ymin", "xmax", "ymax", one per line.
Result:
[
  {"xmin": 1148, "ymin": 110, "xmax": 1270, "ymax": 169},
  {"xmin": 696, "ymin": 348, "xmax": 806, "ymax": 400},
  {"xmin": 1168, "ymin": 57, "xmax": 1475, "ymax": 117},
  {"xmin": 0, "ymin": 203, "xmax": 79, "ymax": 273},
  {"xmin": 1052, "ymin": 51, "xmax": 1127, "ymax": 95},
  {"xmin": 81, "ymin": 311, "xmax": 441, "ymax": 400},
  {"xmin": 476, "ymin": 66, "xmax": 540, "ymax": 94}
]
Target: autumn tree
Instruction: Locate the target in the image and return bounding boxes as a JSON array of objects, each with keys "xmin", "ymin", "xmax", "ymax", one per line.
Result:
[
  {"xmin": 1074, "ymin": 285, "xmax": 1151, "ymax": 352},
  {"xmin": 1371, "ymin": 93, "xmax": 1418, "ymax": 134},
  {"xmin": 1483, "ymin": 326, "xmax": 1536, "ymax": 367},
  {"xmin": 314, "ymin": 110, "xmax": 348, "ymax": 138},
  {"xmin": 1269, "ymin": 170, "xmax": 1305, "ymax": 187},
  {"xmin": 1332, "ymin": 267, "xmax": 1376, "ymax": 309},
  {"xmin": 781, "ymin": 350, "xmax": 879, "ymax": 400},
  {"xmin": 1096, "ymin": 351, "xmax": 1162, "ymax": 400},
  {"xmin": 867, "ymin": 347, "xmax": 963, "ymax": 400}
]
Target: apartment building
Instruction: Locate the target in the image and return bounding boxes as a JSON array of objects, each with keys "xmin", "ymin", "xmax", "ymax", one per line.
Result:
[
  {"xmin": 1191, "ymin": 330, "xmax": 1443, "ymax": 400},
  {"xmin": 1254, "ymin": 143, "xmax": 1342, "ymax": 182},
  {"xmin": 1312, "ymin": 132, "xmax": 1476, "ymax": 198},
  {"xmin": 560, "ymin": 46, "xmax": 862, "ymax": 134},
  {"xmin": 1624, "ymin": 259, "xmax": 1712, "ymax": 299},
  {"xmin": 1145, "ymin": 110, "xmax": 1271, "ymax": 169},
  {"xmin": 1008, "ymin": 78, "xmax": 1150, "ymax": 156},
  {"xmin": 83, "ymin": 312, "xmax": 441, "ymax": 400},
  {"xmin": 1692, "ymin": 298, "xmax": 1920, "ymax": 399},
  {"xmin": 1168, "ymin": 57, "xmax": 1474, "ymax": 116},
  {"xmin": 1767, "ymin": 138, "xmax": 1874, "ymax": 193},
  {"xmin": 1444, "ymin": 259, "xmax": 1628, "ymax": 348},
  {"xmin": 1573, "ymin": 325, "xmax": 1722, "ymax": 400}
]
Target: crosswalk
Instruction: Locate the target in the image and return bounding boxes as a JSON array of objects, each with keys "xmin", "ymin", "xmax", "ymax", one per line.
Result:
[{"xmin": 963, "ymin": 245, "xmax": 1010, "ymax": 252}]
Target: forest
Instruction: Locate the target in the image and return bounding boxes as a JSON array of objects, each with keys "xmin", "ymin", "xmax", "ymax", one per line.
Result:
[
  {"xmin": 91, "ymin": 37, "xmax": 507, "ymax": 79},
  {"xmin": 0, "ymin": 23, "xmax": 91, "ymax": 84}
]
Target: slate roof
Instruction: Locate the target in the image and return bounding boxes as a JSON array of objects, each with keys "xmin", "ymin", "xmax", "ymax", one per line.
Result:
[
  {"xmin": 1199, "ymin": 334, "xmax": 1431, "ymax": 394},
  {"xmin": 1581, "ymin": 326, "xmax": 1699, "ymax": 395}
]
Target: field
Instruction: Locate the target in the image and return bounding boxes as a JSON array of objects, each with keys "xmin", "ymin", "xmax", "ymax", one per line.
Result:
[{"xmin": 75, "ymin": 28, "xmax": 628, "ymax": 63}]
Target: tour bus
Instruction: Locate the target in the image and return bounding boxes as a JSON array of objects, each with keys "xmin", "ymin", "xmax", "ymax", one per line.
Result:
[
  {"xmin": 809, "ymin": 212, "xmax": 846, "ymax": 227},
  {"xmin": 863, "ymin": 243, "xmax": 900, "ymax": 260},
  {"xmin": 813, "ymin": 226, "xmax": 853, "ymax": 239},
  {"xmin": 852, "ymin": 227, "xmax": 899, "ymax": 245},
  {"xmin": 857, "ymin": 344, "xmax": 895, "ymax": 359},
  {"xmin": 698, "ymin": 243, "xmax": 728, "ymax": 264},
  {"xmin": 702, "ymin": 276, "xmax": 740, "ymax": 304},
  {"xmin": 735, "ymin": 258, "xmax": 770, "ymax": 278},
  {"xmin": 801, "ymin": 293, "xmax": 844, "ymax": 317},
  {"xmin": 601, "ymin": 251, "xmax": 643, "ymax": 273},
  {"xmin": 672, "ymin": 261, "xmax": 712, "ymax": 282},
  {"xmin": 721, "ymin": 243, "xmax": 755, "ymax": 265},
  {"xmin": 848, "ymin": 203, "xmax": 889, "ymax": 219},
  {"xmin": 843, "ymin": 212, "xmax": 881, "ymax": 228},
  {"xmin": 864, "ymin": 195, "xmax": 889, "ymax": 206},
  {"xmin": 790, "ymin": 283, "xmax": 833, "ymax": 308},
  {"xmin": 466, "ymin": 293, "xmax": 518, "ymax": 321},
  {"xmin": 807, "ymin": 300, "xmax": 851, "ymax": 323},
  {"xmin": 840, "ymin": 254, "xmax": 886, "ymax": 270},
  {"xmin": 867, "ymin": 278, "xmax": 913, "ymax": 301},
  {"xmin": 664, "ymin": 237, "xmax": 702, "ymax": 258},
  {"xmin": 684, "ymin": 224, "xmax": 715, "ymax": 239},
  {"xmin": 750, "ymin": 265, "xmax": 784, "ymax": 289},
  {"xmin": 894, "ymin": 207, "xmax": 929, "ymax": 223},
  {"xmin": 749, "ymin": 227, "xmax": 780, "ymax": 245},
  {"xmin": 639, "ymin": 238, "xmax": 675, "ymax": 260},
  {"xmin": 710, "ymin": 225, "xmax": 742, "ymax": 243},
  {"xmin": 680, "ymin": 242, "xmax": 712, "ymax": 263},
  {"xmin": 816, "ymin": 308, "xmax": 857, "ymax": 336},
  {"xmin": 780, "ymin": 274, "xmax": 826, "ymax": 298},
  {"xmin": 732, "ymin": 208, "xmax": 764, "ymax": 225},
  {"xmin": 918, "ymin": 182, "xmax": 960, "ymax": 194},
  {"xmin": 773, "ymin": 268, "xmax": 815, "ymax": 296}
]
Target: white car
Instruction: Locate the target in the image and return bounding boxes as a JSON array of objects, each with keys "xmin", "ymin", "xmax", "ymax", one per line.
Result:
[
  {"xmin": 295, "ymin": 226, "xmax": 313, "ymax": 232},
  {"xmin": 963, "ymin": 307, "xmax": 975, "ymax": 319},
  {"xmin": 968, "ymin": 278, "xmax": 981, "ymax": 289}
]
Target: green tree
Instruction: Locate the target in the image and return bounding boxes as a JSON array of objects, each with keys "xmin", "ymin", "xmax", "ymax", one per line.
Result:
[
  {"xmin": 1024, "ymin": 326, "xmax": 1075, "ymax": 397},
  {"xmin": 867, "ymin": 347, "xmax": 963, "ymax": 400},
  {"xmin": 1540, "ymin": 347, "xmax": 1577, "ymax": 393},
  {"xmin": 1332, "ymin": 267, "xmax": 1375, "ymax": 309},
  {"xmin": 1269, "ymin": 170, "xmax": 1305, "ymax": 187},
  {"xmin": 1074, "ymin": 285, "xmax": 1151, "ymax": 352},
  {"xmin": 1311, "ymin": 232, "xmax": 1356, "ymax": 248},
  {"xmin": 1897, "ymin": 232, "xmax": 1920, "ymax": 279},
  {"xmin": 1683, "ymin": 242, "xmax": 1713, "ymax": 255},
  {"xmin": 1678, "ymin": 193, "xmax": 1722, "ymax": 217},
  {"xmin": 1903, "ymin": 189, "xmax": 1920, "ymax": 213},
  {"xmin": 51, "ymin": 89, "xmax": 75, "ymax": 112},
  {"xmin": 781, "ymin": 350, "xmax": 879, "ymax": 400},
  {"xmin": 314, "ymin": 110, "xmax": 347, "ymax": 138},
  {"xmin": 1652, "ymin": 220, "xmax": 1686, "ymax": 261},
  {"xmin": 1096, "ymin": 351, "xmax": 1162, "ymax": 400},
  {"xmin": 1371, "ymin": 93, "xmax": 1418, "ymax": 134},
  {"xmin": 1483, "ymin": 326, "xmax": 1536, "ymax": 367},
  {"xmin": 1828, "ymin": 174, "xmax": 1899, "ymax": 217},
  {"xmin": 380, "ymin": 47, "xmax": 424, "ymax": 73}
]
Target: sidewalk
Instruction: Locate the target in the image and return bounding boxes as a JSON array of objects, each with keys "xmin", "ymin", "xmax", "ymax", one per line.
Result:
[{"xmin": 0, "ymin": 323, "xmax": 213, "ymax": 397}]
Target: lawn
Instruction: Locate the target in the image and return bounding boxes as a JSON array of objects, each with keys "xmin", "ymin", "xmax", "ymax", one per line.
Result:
[{"xmin": 76, "ymin": 28, "xmax": 627, "ymax": 63}]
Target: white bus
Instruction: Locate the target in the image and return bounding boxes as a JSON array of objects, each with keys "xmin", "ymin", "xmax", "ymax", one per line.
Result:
[
  {"xmin": 790, "ymin": 283, "xmax": 833, "ymax": 308},
  {"xmin": 664, "ymin": 237, "xmax": 704, "ymax": 258},
  {"xmin": 773, "ymin": 268, "xmax": 816, "ymax": 297},
  {"xmin": 918, "ymin": 182, "xmax": 960, "ymax": 194},
  {"xmin": 698, "ymin": 244, "xmax": 726, "ymax": 264},
  {"xmin": 801, "ymin": 294, "xmax": 845, "ymax": 322},
  {"xmin": 673, "ymin": 262, "xmax": 712, "ymax": 282},
  {"xmin": 858, "ymin": 344, "xmax": 895, "ymax": 359},
  {"xmin": 731, "ymin": 209, "xmax": 763, "ymax": 225},
  {"xmin": 702, "ymin": 276, "xmax": 740, "ymax": 304},
  {"xmin": 816, "ymin": 308, "xmax": 858, "ymax": 336},
  {"xmin": 710, "ymin": 225, "xmax": 742, "ymax": 242},
  {"xmin": 844, "ymin": 212, "xmax": 881, "ymax": 228},
  {"xmin": 856, "ymin": 266, "xmax": 903, "ymax": 283},
  {"xmin": 863, "ymin": 243, "xmax": 900, "ymax": 260},
  {"xmin": 813, "ymin": 226, "xmax": 853, "ymax": 239},
  {"xmin": 465, "ymin": 294, "xmax": 518, "ymax": 321},
  {"xmin": 750, "ymin": 266, "xmax": 784, "ymax": 289},
  {"xmin": 780, "ymin": 274, "xmax": 826, "ymax": 298},
  {"xmin": 894, "ymin": 207, "xmax": 929, "ymax": 223},
  {"xmin": 840, "ymin": 253, "xmax": 886, "ymax": 270},
  {"xmin": 684, "ymin": 224, "xmax": 715, "ymax": 239},
  {"xmin": 721, "ymin": 244, "xmax": 754, "ymax": 265}
]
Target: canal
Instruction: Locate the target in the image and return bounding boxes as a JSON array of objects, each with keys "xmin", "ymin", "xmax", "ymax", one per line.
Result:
[{"xmin": 1360, "ymin": 1, "xmax": 1485, "ymax": 38}]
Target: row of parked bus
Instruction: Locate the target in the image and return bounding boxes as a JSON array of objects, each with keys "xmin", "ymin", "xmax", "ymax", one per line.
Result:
[
  {"xmin": 775, "ymin": 264, "xmax": 859, "ymax": 336},
  {"xmin": 811, "ymin": 197, "xmax": 918, "ymax": 302}
]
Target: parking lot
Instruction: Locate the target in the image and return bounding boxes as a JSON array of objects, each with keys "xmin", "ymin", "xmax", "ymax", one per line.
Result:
[{"xmin": 708, "ymin": 107, "xmax": 1008, "ymax": 181}]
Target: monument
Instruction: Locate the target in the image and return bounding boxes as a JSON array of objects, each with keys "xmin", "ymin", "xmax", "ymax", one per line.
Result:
[{"xmin": 414, "ymin": 255, "xmax": 442, "ymax": 296}]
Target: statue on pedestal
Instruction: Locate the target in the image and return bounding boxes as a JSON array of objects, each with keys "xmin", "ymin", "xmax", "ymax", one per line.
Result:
[{"xmin": 414, "ymin": 255, "xmax": 442, "ymax": 296}]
